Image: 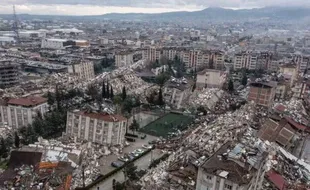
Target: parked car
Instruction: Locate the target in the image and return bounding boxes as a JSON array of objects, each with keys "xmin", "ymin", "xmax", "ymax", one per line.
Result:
[
  {"xmin": 111, "ymin": 161, "xmax": 124, "ymax": 168},
  {"xmin": 118, "ymin": 156, "xmax": 129, "ymax": 162},
  {"xmin": 141, "ymin": 134, "xmax": 147, "ymax": 139},
  {"xmin": 134, "ymin": 149, "xmax": 144, "ymax": 154},
  {"xmin": 142, "ymin": 144, "xmax": 154, "ymax": 149},
  {"xmin": 127, "ymin": 153, "xmax": 135, "ymax": 161},
  {"xmin": 131, "ymin": 151, "xmax": 140, "ymax": 157},
  {"xmin": 148, "ymin": 140, "xmax": 157, "ymax": 145}
]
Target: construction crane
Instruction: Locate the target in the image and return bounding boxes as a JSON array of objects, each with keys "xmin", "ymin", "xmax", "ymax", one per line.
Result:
[{"xmin": 12, "ymin": 5, "xmax": 20, "ymax": 44}]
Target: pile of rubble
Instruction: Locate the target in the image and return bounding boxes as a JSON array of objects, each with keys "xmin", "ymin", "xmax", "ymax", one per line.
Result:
[
  {"xmin": 109, "ymin": 74, "xmax": 152, "ymax": 96},
  {"xmin": 189, "ymin": 88, "xmax": 224, "ymax": 110},
  {"xmin": 140, "ymin": 102, "xmax": 256, "ymax": 189},
  {"xmin": 274, "ymin": 98, "xmax": 309, "ymax": 126}
]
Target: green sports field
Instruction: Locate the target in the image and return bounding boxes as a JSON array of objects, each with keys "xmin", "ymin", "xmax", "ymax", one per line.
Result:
[{"xmin": 139, "ymin": 113, "xmax": 192, "ymax": 138}]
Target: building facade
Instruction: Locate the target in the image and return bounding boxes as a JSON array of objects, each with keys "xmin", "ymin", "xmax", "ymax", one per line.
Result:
[
  {"xmin": 0, "ymin": 60, "xmax": 20, "ymax": 88},
  {"xmin": 142, "ymin": 47, "xmax": 161, "ymax": 62},
  {"xmin": 68, "ymin": 61, "xmax": 95, "ymax": 80},
  {"xmin": 41, "ymin": 38, "xmax": 90, "ymax": 49},
  {"xmin": 65, "ymin": 111, "xmax": 127, "ymax": 145},
  {"xmin": 0, "ymin": 96, "xmax": 48, "ymax": 129},
  {"xmin": 196, "ymin": 69, "xmax": 227, "ymax": 89},
  {"xmin": 247, "ymin": 81, "xmax": 277, "ymax": 108},
  {"xmin": 115, "ymin": 51, "xmax": 134, "ymax": 67},
  {"xmin": 234, "ymin": 52, "xmax": 258, "ymax": 70}
]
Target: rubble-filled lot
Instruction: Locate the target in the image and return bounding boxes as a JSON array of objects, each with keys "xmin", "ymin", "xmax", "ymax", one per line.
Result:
[{"xmin": 139, "ymin": 102, "xmax": 256, "ymax": 189}]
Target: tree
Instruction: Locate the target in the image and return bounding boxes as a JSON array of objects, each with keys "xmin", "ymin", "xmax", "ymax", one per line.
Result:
[
  {"xmin": 47, "ymin": 91, "xmax": 55, "ymax": 107},
  {"xmin": 55, "ymin": 85, "xmax": 62, "ymax": 111},
  {"xmin": 0, "ymin": 138, "xmax": 8, "ymax": 159},
  {"xmin": 122, "ymin": 86, "xmax": 127, "ymax": 101},
  {"xmin": 209, "ymin": 59, "xmax": 214, "ymax": 69},
  {"xmin": 241, "ymin": 72, "xmax": 248, "ymax": 86},
  {"xmin": 110, "ymin": 86, "xmax": 114, "ymax": 99},
  {"xmin": 19, "ymin": 126, "xmax": 37, "ymax": 145},
  {"xmin": 192, "ymin": 82, "xmax": 196, "ymax": 92},
  {"xmin": 14, "ymin": 132, "xmax": 20, "ymax": 148},
  {"xmin": 129, "ymin": 119, "xmax": 140, "ymax": 134},
  {"xmin": 157, "ymin": 88, "xmax": 165, "ymax": 106},
  {"xmin": 155, "ymin": 73, "xmax": 170, "ymax": 87},
  {"xmin": 86, "ymin": 84, "xmax": 99, "ymax": 101},
  {"xmin": 123, "ymin": 162, "xmax": 138, "ymax": 181},
  {"xmin": 102, "ymin": 82, "xmax": 106, "ymax": 99},
  {"xmin": 228, "ymin": 79, "xmax": 234, "ymax": 93},
  {"xmin": 106, "ymin": 82, "xmax": 110, "ymax": 99}
]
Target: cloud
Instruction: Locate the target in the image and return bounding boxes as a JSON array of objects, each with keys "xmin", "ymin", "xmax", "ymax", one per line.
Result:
[
  {"xmin": 1, "ymin": 0, "xmax": 310, "ymax": 15},
  {"xmin": 2, "ymin": 0, "xmax": 310, "ymax": 8}
]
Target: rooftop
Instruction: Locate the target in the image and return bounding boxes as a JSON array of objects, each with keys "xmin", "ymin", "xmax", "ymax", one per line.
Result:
[
  {"xmin": 201, "ymin": 142, "xmax": 257, "ymax": 185},
  {"xmin": 76, "ymin": 111, "xmax": 127, "ymax": 122},
  {"xmin": 8, "ymin": 96, "xmax": 47, "ymax": 107}
]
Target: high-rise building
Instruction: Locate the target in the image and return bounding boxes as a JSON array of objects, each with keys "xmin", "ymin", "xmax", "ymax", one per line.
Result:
[
  {"xmin": 234, "ymin": 51, "xmax": 258, "ymax": 70},
  {"xmin": 115, "ymin": 51, "xmax": 134, "ymax": 67},
  {"xmin": 65, "ymin": 111, "xmax": 127, "ymax": 145},
  {"xmin": 0, "ymin": 60, "xmax": 20, "ymax": 88},
  {"xmin": 247, "ymin": 81, "xmax": 277, "ymax": 108},
  {"xmin": 68, "ymin": 61, "xmax": 95, "ymax": 81},
  {"xmin": 0, "ymin": 96, "xmax": 48, "ymax": 129}
]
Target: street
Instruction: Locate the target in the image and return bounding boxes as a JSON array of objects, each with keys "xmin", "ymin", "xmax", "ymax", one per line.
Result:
[{"xmin": 91, "ymin": 148, "xmax": 163, "ymax": 190}]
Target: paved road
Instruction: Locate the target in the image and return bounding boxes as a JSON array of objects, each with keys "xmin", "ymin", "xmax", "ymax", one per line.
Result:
[
  {"xmin": 91, "ymin": 148, "xmax": 163, "ymax": 190},
  {"xmin": 98, "ymin": 134, "xmax": 158, "ymax": 174}
]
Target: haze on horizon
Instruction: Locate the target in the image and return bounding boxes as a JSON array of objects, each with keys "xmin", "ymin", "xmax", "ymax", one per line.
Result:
[{"xmin": 0, "ymin": 0, "xmax": 309, "ymax": 15}]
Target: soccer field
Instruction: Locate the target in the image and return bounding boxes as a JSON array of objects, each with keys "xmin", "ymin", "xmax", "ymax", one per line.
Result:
[{"xmin": 139, "ymin": 113, "xmax": 192, "ymax": 138}]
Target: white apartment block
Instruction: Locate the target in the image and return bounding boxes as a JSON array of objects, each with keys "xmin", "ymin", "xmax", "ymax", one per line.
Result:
[
  {"xmin": 41, "ymin": 38, "xmax": 89, "ymax": 49},
  {"xmin": 196, "ymin": 69, "xmax": 227, "ymax": 89},
  {"xmin": 234, "ymin": 52, "xmax": 258, "ymax": 70},
  {"xmin": 151, "ymin": 65, "xmax": 168, "ymax": 76},
  {"xmin": 115, "ymin": 51, "xmax": 134, "ymax": 67},
  {"xmin": 293, "ymin": 54, "xmax": 309, "ymax": 73},
  {"xmin": 163, "ymin": 82, "xmax": 191, "ymax": 109},
  {"xmin": 0, "ymin": 96, "xmax": 48, "ymax": 129},
  {"xmin": 68, "ymin": 61, "xmax": 95, "ymax": 80},
  {"xmin": 142, "ymin": 47, "xmax": 162, "ymax": 62},
  {"xmin": 65, "ymin": 111, "xmax": 127, "ymax": 145}
]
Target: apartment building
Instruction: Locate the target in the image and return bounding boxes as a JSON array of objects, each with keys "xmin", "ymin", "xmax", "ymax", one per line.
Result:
[
  {"xmin": 142, "ymin": 47, "xmax": 162, "ymax": 62},
  {"xmin": 196, "ymin": 69, "xmax": 227, "ymax": 89},
  {"xmin": 65, "ymin": 111, "xmax": 127, "ymax": 145},
  {"xmin": 68, "ymin": 61, "xmax": 95, "ymax": 80},
  {"xmin": 41, "ymin": 38, "xmax": 90, "ymax": 49},
  {"xmin": 0, "ymin": 60, "xmax": 20, "ymax": 88},
  {"xmin": 0, "ymin": 96, "xmax": 48, "ymax": 129},
  {"xmin": 196, "ymin": 142, "xmax": 266, "ymax": 190},
  {"xmin": 163, "ymin": 80, "xmax": 191, "ymax": 109},
  {"xmin": 247, "ymin": 81, "xmax": 277, "ymax": 108},
  {"xmin": 292, "ymin": 54, "xmax": 309, "ymax": 73},
  {"xmin": 279, "ymin": 64, "xmax": 298, "ymax": 87},
  {"xmin": 234, "ymin": 52, "xmax": 258, "ymax": 70},
  {"xmin": 115, "ymin": 51, "xmax": 134, "ymax": 67}
]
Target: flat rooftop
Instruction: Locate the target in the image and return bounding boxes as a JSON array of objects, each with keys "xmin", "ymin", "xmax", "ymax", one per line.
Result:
[{"xmin": 201, "ymin": 142, "xmax": 257, "ymax": 185}]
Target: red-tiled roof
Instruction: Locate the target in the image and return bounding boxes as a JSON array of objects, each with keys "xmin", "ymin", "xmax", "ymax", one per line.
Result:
[
  {"xmin": 8, "ymin": 96, "xmax": 47, "ymax": 107},
  {"xmin": 78, "ymin": 111, "xmax": 126, "ymax": 122},
  {"xmin": 266, "ymin": 170, "xmax": 287, "ymax": 190},
  {"xmin": 284, "ymin": 117, "xmax": 307, "ymax": 131},
  {"xmin": 274, "ymin": 104, "xmax": 286, "ymax": 113}
]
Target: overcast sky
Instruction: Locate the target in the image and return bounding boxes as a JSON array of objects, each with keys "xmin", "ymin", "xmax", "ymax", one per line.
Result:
[{"xmin": 0, "ymin": 0, "xmax": 309, "ymax": 15}]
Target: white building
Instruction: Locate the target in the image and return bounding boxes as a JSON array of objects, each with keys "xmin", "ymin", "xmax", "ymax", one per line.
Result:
[
  {"xmin": 234, "ymin": 52, "xmax": 258, "ymax": 70},
  {"xmin": 163, "ymin": 80, "xmax": 191, "ymax": 109},
  {"xmin": 68, "ymin": 61, "xmax": 95, "ymax": 80},
  {"xmin": 0, "ymin": 36, "xmax": 15, "ymax": 46},
  {"xmin": 0, "ymin": 96, "xmax": 48, "ymax": 129},
  {"xmin": 115, "ymin": 51, "xmax": 134, "ymax": 67},
  {"xmin": 196, "ymin": 69, "xmax": 227, "ymax": 89},
  {"xmin": 151, "ymin": 65, "xmax": 168, "ymax": 76},
  {"xmin": 65, "ymin": 111, "xmax": 127, "ymax": 145},
  {"xmin": 41, "ymin": 38, "xmax": 90, "ymax": 49},
  {"xmin": 142, "ymin": 47, "xmax": 162, "ymax": 62}
]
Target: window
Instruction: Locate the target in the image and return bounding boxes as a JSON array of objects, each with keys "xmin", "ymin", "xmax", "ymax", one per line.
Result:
[{"xmin": 224, "ymin": 184, "xmax": 232, "ymax": 190}]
